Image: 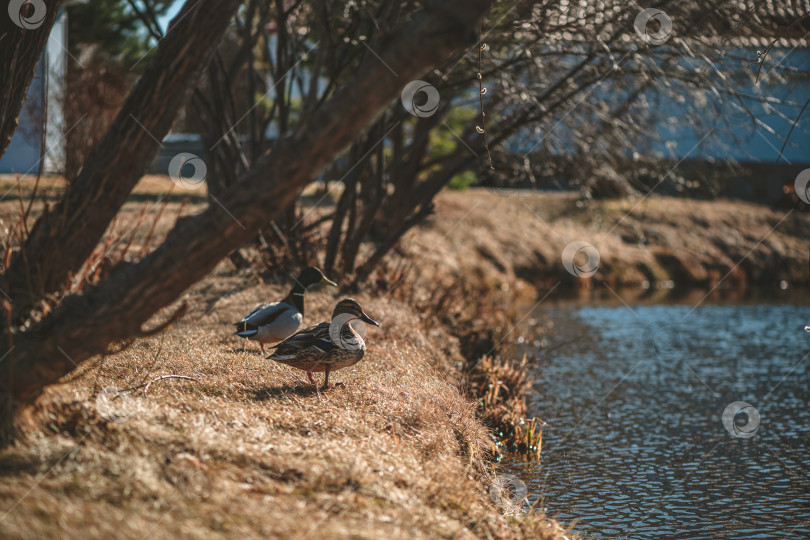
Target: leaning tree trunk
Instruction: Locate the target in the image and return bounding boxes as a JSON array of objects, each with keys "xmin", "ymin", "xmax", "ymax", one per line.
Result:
[
  {"xmin": 0, "ymin": 0, "xmax": 64, "ymax": 159},
  {"xmin": 0, "ymin": 0, "xmax": 496, "ymax": 445}
]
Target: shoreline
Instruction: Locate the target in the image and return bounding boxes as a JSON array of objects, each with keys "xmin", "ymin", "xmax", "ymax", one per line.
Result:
[
  {"xmin": 415, "ymin": 189, "xmax": 807, "ymax": 291},
  {"xmin": 1, "ymin": 179, "xmax": 807, "ymax": 538}
]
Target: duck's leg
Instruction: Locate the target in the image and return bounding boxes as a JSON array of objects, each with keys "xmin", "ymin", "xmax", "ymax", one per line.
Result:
[
  {"xmin": 321, "ymin": 368, "xmax": 330, "ymax": 391},
  {"xmin": 259, "ymin": 342, "xmax": 265, "ymax": 353},
  {"xmin": 307, "ymin": 372, "xmax": 316, "ymax": 385}
]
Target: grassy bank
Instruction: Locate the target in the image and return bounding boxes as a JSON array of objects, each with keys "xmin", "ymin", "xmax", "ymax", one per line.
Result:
[
  {"xmin": 1, "ymin": 177, "xmax": 805, "ymax": 539},
  {"xmin": 410, "ymin": 189, "xmax": 807, "ymax": 291},
  {"xmin": 1, "ymin": 287, "xmax": 566, "ymax": 538},
  {"xmin": 0, "ymin": 177, "xmax": 569, "ymax": 539}
]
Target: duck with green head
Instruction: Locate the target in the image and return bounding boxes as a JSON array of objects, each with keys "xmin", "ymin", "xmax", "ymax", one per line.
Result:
[
  {"xmin": 268, "ymin": 298, "xmax": 380, "ymax": 390},
  {"xmin": 233, "ymin": 267, "xmax": 337, "ymax": 352}
]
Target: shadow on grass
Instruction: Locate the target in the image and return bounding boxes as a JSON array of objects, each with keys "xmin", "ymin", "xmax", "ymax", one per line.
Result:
[
  {"xmin": 0, "ymin": 453, "xmax": 55, "ymax": 477},
  {"xmin": 228, "ymin": 347, "xmax": 265, "ymax": 355},
  {"xmin": 251, "ymin": 383, "xmax": 320, "ymax": 400}
]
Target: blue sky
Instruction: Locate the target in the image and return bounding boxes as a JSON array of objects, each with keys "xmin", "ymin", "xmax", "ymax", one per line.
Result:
[{"xmin": 158, "ymin": 1, "xmax": 183, "ymax": 32}]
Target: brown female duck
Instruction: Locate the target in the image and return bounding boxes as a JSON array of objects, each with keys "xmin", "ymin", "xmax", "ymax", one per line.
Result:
[{"xmin": 267, "ymin": 298, "xmax": 379, "ymax": 390}]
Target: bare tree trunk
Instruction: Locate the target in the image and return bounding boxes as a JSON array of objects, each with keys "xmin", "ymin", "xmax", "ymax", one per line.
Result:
[
  {"xmin": 0, "ymin": 0, "xmax": 64, "ymax": 159},
  {"xmin": 0, "ymin": 0, "xmax": 495, "ymax": 441},
  {"xmin": 341, "ymin": 121, "xmax": 388, "ymax": 276},
  {"xmin": 2, "ymin": 0, "xmax": 243, "ymax": 322}
]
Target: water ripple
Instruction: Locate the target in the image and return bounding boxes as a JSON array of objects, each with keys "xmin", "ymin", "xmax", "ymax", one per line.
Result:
[{"xmin": 505, "ymin": 304, "xmax": 810, "ymax": 539}]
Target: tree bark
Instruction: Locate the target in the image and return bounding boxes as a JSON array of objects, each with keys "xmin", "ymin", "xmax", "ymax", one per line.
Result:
[
  {"xmin": 1, "ymin": 0, "xmax": 494, "ymax": 427},
  {"xmin": 2, "ymin": 0, "xmax": 243, "ymax": 321},
  {"xmin": 0, "ymin": 0, "xmax": 64, "ymax": 159}
]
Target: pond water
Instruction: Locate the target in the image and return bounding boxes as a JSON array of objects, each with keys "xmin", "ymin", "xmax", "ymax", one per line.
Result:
[{"xmin": 503, "ymin": 296, "xmax": 810, "ymax": 539}]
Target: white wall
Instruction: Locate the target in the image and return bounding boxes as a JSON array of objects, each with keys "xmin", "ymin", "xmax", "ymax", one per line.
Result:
[{"xmin": 0, "ymin": 10, "xmax": 67, "ymax": 174}]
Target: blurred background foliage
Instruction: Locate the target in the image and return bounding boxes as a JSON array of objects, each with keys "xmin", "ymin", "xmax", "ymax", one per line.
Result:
[{"xmin": 58, "ymin": 0, "xmax": 810, "ymax": 281}]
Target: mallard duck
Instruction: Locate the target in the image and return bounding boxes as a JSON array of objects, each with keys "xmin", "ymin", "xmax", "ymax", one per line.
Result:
[
  {"xmin": 233, "ymin": 266, "xmax": 337, "ymax": 351},
  {"xmin": 268, "ymin": 298, "xmax": 379, "ymax": 390}
]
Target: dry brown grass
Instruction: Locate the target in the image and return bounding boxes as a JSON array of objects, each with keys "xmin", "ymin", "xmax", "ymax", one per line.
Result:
[{"xmin": 0, "ymin": 262, "xmax": 571, "ymax": 539}]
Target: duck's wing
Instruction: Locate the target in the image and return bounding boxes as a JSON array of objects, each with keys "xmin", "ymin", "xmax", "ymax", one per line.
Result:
[
  {"xmin": 234, "ymin": 301, "xmax": 295, "ymax": 333},
  {"xmin": 269, "ymin": 322, "xmax": 335, "ymax": 359}
]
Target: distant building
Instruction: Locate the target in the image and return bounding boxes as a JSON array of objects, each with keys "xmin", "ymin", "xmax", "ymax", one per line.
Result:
[
  {"xmin": 0, "ymin": 9, "xmax": 67, "ymax": 174},
  {"xmin": 496, "ymin": 1, "xmax": 810, "ymax": 203}
]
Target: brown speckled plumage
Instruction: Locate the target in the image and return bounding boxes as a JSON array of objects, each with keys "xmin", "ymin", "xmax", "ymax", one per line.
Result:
[{"xmin": 267, "ymin": 299, "xmax": 379, "ymax": 390}]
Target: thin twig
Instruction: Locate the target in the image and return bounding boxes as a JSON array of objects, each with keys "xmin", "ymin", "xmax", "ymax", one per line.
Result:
[
  {"xmin": 119, "ymin": 204, "xmax": 149, "ymax": 260},
  {"xmin": 139, "ymin": 188, "xmax": 173, "ymax": 258},
  {"xmin": 143, "ymin": 375, "xmax": 199, "ymax": 394},
  {"xmin": 124, "ymin": 0, "xmax": 164, "ymax": 41},
  {"xmin": 14, "ymin": 180, "xmax": 29, "ymax": 239},
  {"xmin": 120, "ymin": 374, "xmax": 200, "ymax": 395},
  {"xmin": 752, "ymin": 14, "xmax": 809, "ymax": 83},
  {"xmin": 776, "ymin": 97, "xmax": 809, "ymax": 164}
]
